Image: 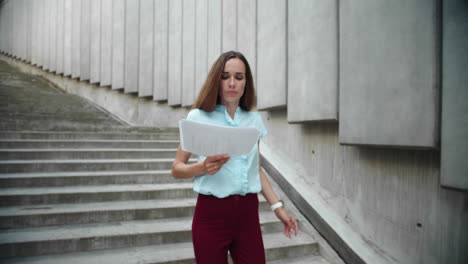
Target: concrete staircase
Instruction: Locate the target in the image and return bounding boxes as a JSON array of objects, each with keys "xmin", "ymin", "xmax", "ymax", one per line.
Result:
[
  {"xmin": 0, "ymin": 129, "xmax": 328, "ymax": 263},
  {"xmin": 0, "ymin": 59, "xmax": 332, "ymax": 263}
]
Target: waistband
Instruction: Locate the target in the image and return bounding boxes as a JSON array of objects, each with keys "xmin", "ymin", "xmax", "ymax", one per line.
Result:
[{"xmin": 198, "ymin": 193, "xmax": 257, "ymax": 200}]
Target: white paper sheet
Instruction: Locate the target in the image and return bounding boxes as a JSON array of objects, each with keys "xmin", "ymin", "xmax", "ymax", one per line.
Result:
[{"xmin": 179, "ymin": 119, "xmax": 260, "ymax": 157}]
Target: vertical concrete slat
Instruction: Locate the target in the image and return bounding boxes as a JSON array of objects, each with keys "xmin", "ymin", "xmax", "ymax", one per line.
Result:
[
  {"xmin": 257, "ymin": 0, "xmax": 287, "ymax": 110},
  {"xmin": 43, "ymin": 0, "xmax": 50, "ymax": 70},
  {"xmin": 90, "ymin": 0, "xmax": 101, "ymax": 84},
  {"xmin": 71, "ymin": 0, "xmax": 81, "ymax": 78},
  {"xmin": 287, "ymin": 0, "xmax": 338, "ymax": 122},
  {"xmin": 153, "ymin": 0, "xmax": 169, "ymax": 101},
  {"xmin": 138, "ymin": 0, "xmax": 155, "ymax": 97},
  {"xmin": 222, "ymin": 0, "xmax": 237, "ymax": 52},
  {"xmin": 207, "ymin": 0, "xmax": 221, "ymax": 69},
  {"xmin": 63, "ymin": 0, "xmax": 72, "ymax": 77},
  {"xmin": 441, "ymin": 0, "xmax": 468, "ymax": 190},
  {"xmin": 124, "ymin": 0, "xmax": 139, "ymax": 93},
  {"xmin": 112, "ymin": 0, "xmax": 125, "ymax": 89},
  {"xmin": 26, "ymin": 0, "xmax": 32, "ymax": 62},
  {"xmin": 80, "ymin": 0, "xmax": 91, "ymax": 81},
  {"xmin": 56, "ymin": 0, "xmax": 64, "ymax": 74},
  {"xmin": 31, "ymin": 0, "xmax": 38, "ymax": 65},
  {"xmin": 339, "ymin": 0, "xmax": 440, "ymax": 148},
  {"xmin": 168, "ymin": 0, "xmax": 182, "ymax": 106},
  {"xmin": 194, "ymin": 0, "xmax": 208, "ymax": 99},
  {"xmin": 100, "ymin": 0, "xmax": 113, "ymax": 86},
  {"xmin": 237, "ymin": 0, "xmax": 256, "ymax": 84},
  {"xmin": 182, "ymin": 0, "xmax": 195, "ymax": 106},
  {"xmin": 49, "ymin": 0, "xmax": 57, "ymax": 72}
]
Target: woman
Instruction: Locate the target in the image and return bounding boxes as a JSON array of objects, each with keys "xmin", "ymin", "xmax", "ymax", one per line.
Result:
[{"xmin": 172, "ymin": 51, "xmax": 298, "ymax": 264}]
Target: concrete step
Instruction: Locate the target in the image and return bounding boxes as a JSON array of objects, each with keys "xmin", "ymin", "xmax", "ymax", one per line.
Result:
[
  {"xmin": 0, "ymin": 170, "xmax": 188, "ymax": 188},
  {"xmin": 0, "ymin": 139, "xmax": 180, "ymax": 149},
  {"xmin": 0, "ymin": 131, "xmax": 180, "ymax": 140},
  {"xmin": 0, "ymin": 232, "xmax": 319, "ymax": 263},
  {"xmin": 0, "ymin": 212, "xmax": 285, "ymax": 258},
  {"xmin": 0, "ymin": 183, "xmax": 196, "ymax": 206},
  {"xmin": 0, "ymin": 197, "xmax": 272, "ymax": 229},
  {"xmin": 0, "ymin": 158, "xmax": 195, "ymax": 173},
  {"xmin": 268, "ymin": 255, "xmax": 330, "ymax": 264},
  {"xmin": 0, "ymin": 148, "xmax": 178, "ymax": 160}
]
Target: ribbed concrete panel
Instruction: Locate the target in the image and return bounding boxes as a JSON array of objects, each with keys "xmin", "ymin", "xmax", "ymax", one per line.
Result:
[
  {"xmin": 112, "ymin": 0, "xmax": 125, "ymax": 90},
  {"xmin": 339, "ymin": 0, "xmax": 440, "ymax": 148},
  {"xmin": 138, "ymin": 0, "xmax": 154, "ymax": 97},
  {"xmin": 31, "ymin": 0, "xmax": 39, "ymax": 65},
  {"xmin": 25, "ymin": 0, "xmax": 33, "ymax": 62},
  {"xmin": 153, "ymin": 0, "xmax": 169, "ymax": 101},
  {"xmin": 100, "ymin": 0, "xmax": 113, "ymax": 86},
  {"xmin": 207, "ymin": 0, "xmax": 221, "ymax": 69},
  {"xmin": 71, "ymin": 0, "xmax": 81, "ymax": 78},
  {"xmin": 182, "ymin": 0, "xmax": 196, "ymax": 107},
  {"xmin": 168, "ymin": 0, "xmax": 182, "ymax": 106},
  {"xmin": 124, "ymin": 0, "xmax": 139, "ymax": 93},
  {"xmin": 56, "ymin": 0, "xmax": 64, "ymax": 74},
  {"xmin": 237, "ymin": 0, "xmax": 256, "ymax": 82},
  {"xmin": 43, "ymin": 0, "xmax": 50, "ymax": 70},
  {"xmin": 63, "ymin": 0, "xmax": 72, "ymax": 76},
  {"xmin": 441, "ymin": 0, "xmax": 468, "ymax": 190},
  {"xmin": 49, "ymin": 0, "xmax": 57, "ymax": 72},
  {"xmin": 287, "ymin": 0, "xmax": 338, "ymax": 123},
  {"xmin": 222, "ymin": 0, "xmax": 237, "ymax": 52},
  {"xmin": 194, "ymin": 0, "xmax": 208, "ymax": 99},
  {"xmin": 90, "ymin": 0, "xmax": 101, "ymax": 84},
  {"xmin": 257, "ymin": 0, "xmax": 287, "ymax": 110},
  {"xmin": 80, "ymin": 0, "xmax": 91, "ymax": 81}
]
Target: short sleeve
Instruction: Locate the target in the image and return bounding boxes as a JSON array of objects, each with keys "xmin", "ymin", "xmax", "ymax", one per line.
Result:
[
  {"xmin": 255, "ymin": 112, "xmax": 268, "ymax": 140},
  {"xmin": 186, "ymin": 108, "xmax": 200, "ymax": 121}
]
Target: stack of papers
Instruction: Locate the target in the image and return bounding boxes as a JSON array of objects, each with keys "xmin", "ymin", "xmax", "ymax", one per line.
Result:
[{"xmin": 179, "ymin": 119, "xmax": 260, "ymax": 157}]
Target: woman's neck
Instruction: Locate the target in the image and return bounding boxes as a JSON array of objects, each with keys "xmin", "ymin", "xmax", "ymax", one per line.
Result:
[{"xmin": 222, "ymin": 102, "xmax": 239, "ymax": 119}]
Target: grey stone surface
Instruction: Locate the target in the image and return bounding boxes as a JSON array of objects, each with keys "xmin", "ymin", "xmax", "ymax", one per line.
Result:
[
  {"xmin": 79, "ymin": 0, "xmax": 90, "ymax": 81},
  {"xmin": 287, "ymin": 0, "xmax": 338, "ymax": 123},
  {"xmin": 168, "ymin": 0, "xmax": 182, "ymax": 106},
  {"xmin": 182, "ymin": 0, "xmax": 196, "ymax": 107},
  {"xmin": 441, "ymin": 0, "xmax": 468, "ymax": 191},
  {"xmin": 63, "ymin": 0, "xmax": 72, "ymax": 76},
  {"xmin": 100, "ymin": 0, "xmax": 112, "ymax": 86},
  {"xmin": 90, "ymin": 0, "xmax": 101, "ymax": 84},
  {"xmin": 55, "ymin": 0, "xmax": 64, "ymax": 74},
  {"xmin": 260, "ymin": 109, "xmax": 468, "ymax": 264},
  {"xmin": 207, "ymin": 0, "xmax": 222, "ymax": 69},
  {"xmin": 138, "ymin": 0, "xmax": 154, "ymax": 97},
  {"xmin": 194, "ymin": 0, "xmax": 208, "ymax": 100},
  {"xmin": 71, "ymin": 0, "xmax": 80, "ymax": 78},
  {"xmin": 124, "ymin": 0, "xmax": 139, "ymax": 93},
  {"xmin": 339, "ymin": 0, "xmax": 440, "ymax": 148},
  {"xmin": 222, "ymin": 0, "xmax": 237, "ymax": 52},
  {"xmin": 237, "ymin": 0, "xmax": 256, "ymax": 82},
  {"xmin": 153, "ymin": 0, "xmax": 169, "ymax": 101},
  {"xmin": 257, "ymin": 0, "xmax": 287, "ymax": 110},
  {"xmin": 112, "ymin": 0, "xmax": 125, "ymax": 89},
  {"xmin": 30, "ymin": 0, "xmax": 39, "ymax": 65}
]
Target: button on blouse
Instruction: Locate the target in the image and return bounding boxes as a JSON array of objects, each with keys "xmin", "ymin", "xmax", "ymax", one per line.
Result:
[{"xmin": 185, "ymin": 104, "xmax": 268, "ymax": 198}]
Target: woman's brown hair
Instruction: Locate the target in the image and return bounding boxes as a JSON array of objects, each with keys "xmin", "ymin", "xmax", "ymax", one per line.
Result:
[{"xmin": 192, "ymin": 51, "xmax": 255, "ymax": 112}]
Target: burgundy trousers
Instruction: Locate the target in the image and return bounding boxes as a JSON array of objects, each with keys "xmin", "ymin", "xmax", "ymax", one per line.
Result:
[{"xmin": 192, "ymin": 193, "xmax": 266, "ymax": 264}]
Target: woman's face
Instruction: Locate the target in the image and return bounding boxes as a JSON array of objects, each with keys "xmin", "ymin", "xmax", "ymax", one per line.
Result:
[{"xmin": 219, "ymin": 58, "xmax": 246, "ymax": 106}]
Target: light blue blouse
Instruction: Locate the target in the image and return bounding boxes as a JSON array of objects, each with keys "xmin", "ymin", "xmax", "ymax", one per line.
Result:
[{"xmin": 186, "ymin": 104, "xmax": 267, "ymax": 198}]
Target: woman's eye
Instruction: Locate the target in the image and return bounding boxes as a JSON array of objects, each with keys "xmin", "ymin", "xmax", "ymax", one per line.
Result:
[
  {"xmin": 221, "ymin": 75, "xmax": 229, "ymax": 80},
  {"xmin": 236, "ymin": 76, "xmax": 243, "ymax": 80}
]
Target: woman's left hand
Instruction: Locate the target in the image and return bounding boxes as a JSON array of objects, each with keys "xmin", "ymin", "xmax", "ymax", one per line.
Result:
[{"xmin": 274, "ymin": 207, "xmax": 299, "ymax": 238}]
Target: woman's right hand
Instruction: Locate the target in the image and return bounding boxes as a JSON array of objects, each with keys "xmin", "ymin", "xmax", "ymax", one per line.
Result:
[{"xmin": 203, "ymin": 154, "xmax": 230, "ymax": 175}]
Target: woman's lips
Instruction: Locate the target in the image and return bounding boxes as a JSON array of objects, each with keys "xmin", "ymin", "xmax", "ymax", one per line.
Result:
[{"xmin": 227, "ymin": 91, "xmax": 237, "ymax": 95}]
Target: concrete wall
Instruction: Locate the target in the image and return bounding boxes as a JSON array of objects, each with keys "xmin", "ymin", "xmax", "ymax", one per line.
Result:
[{"xmin": 1, "ymin": 0, "xmax": 467, "ymax": 263}]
